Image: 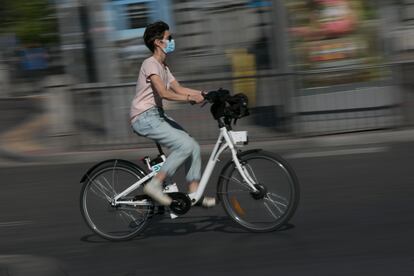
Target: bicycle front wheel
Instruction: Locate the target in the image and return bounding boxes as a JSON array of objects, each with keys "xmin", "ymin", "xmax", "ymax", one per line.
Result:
[
  {"xmin": 80, "ymin": 160, "xmax": 153, "ymax": 241},
  {"xmin": 218, "ymin": 151, "xmax": 299, "ymax": 232}
]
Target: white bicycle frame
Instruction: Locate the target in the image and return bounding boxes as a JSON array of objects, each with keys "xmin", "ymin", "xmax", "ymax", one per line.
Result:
[{"xmin": 113, "ymin": 126, "xmax": 258, "ymax": 207}]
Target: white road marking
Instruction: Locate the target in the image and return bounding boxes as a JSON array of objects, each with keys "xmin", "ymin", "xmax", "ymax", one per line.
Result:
[
  {"xmin": 0, "ymin": 220, "xmax": 33, "ymax": 227},
  {"xmin": 286, "ymin": 146, "xmax": 388, "ymax": 159}
]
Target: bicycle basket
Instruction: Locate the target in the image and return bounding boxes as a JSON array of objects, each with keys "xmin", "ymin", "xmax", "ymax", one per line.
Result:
[
  {"xmin": 225, "ymin": 93, "xmax": 250, "ymax": 119},
  {"xmin": 209, "ymin": 89, "xmax": 249, "ymax": 123}
]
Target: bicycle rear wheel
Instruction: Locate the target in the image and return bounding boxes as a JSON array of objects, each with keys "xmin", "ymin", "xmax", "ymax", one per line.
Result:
[
  {"xmin": 80, "ymin": 160, "xmax": 153, "ymax": 241},
  {"xmin": 218, "ymin": 151, "xmax": 299, "ymax": 232}
]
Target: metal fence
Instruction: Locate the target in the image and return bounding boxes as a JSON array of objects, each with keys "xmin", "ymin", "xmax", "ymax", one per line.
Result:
[
  {"xmin": 70, "ymin": 73, "xmax": 295, "ymax": 150},
  {"xmin": 59, "ymin": 63, "xmax": 406, "ymax": 150},
  {"xmin": 292, "ymin": 63, "xmax": 405, "ymax": 136}
]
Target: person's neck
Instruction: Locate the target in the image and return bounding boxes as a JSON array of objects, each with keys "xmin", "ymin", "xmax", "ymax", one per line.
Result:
[{"xmin": 153, "ymin": 50, "xmax": 166, "ymax": 66}]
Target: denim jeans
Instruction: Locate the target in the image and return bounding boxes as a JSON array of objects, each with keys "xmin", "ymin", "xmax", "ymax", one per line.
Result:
[{"xmin": 131, "ymin": 107, "xmax": 201, "ymax": 182}]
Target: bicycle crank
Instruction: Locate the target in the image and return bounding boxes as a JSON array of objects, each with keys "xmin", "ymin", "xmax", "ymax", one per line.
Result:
[{"xmin": 169, "ymin": 192, "xmax": 192, "ymax": 215}]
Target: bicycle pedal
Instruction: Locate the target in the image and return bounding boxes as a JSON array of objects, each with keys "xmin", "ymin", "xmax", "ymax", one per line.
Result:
[
  {"xmin": 163, "ymin": 182, "xmax": 179, "ymax": 193},
  {"xmin": 170, "ymin": 212, "xmax": 179, "ymax": 219}
]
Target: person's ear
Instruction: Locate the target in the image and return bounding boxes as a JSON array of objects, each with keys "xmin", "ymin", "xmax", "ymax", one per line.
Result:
[{"xmin": 154, "ymin": 38, "xmax": 163, "ymax": 49}]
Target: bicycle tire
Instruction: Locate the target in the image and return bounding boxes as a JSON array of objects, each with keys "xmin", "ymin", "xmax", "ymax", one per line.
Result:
[
  {"xmin": 217, "ymin": 150, "xmax": 299, "ymax": 232},
  {"xmin": 80, "ymin": 159, "xmax": 153, "ymax": 241}
]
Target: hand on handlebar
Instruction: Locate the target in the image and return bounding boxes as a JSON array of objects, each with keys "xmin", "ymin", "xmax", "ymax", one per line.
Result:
[
  {"xmin": 202, "ymin": 88, "xmax": 230, "ymax": 104},
  {"xmin": 188, "ymin": 93, "xmax": 204, "ymax": 105}
]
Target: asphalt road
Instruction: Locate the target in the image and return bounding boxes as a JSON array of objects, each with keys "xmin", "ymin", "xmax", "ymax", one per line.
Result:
[{"xmin": 0, "ymin": 142, "xmax": 413, "ymax": 275}]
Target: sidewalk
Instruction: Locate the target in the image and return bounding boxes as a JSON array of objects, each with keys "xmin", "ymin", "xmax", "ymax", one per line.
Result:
[{"xmin": 1, "ymin": 127, "xmax": 414, "ymax": 168}]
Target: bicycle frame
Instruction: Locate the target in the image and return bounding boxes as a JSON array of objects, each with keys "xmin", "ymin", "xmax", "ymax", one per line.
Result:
[{"xmin": 113, "ymin": 126, "xmax": 258, "ymax": 206}]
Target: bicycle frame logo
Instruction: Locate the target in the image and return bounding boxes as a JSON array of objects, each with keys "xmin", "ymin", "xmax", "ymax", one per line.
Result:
[{"xmin": 151, "ymin": 164, "xmax": 162, "ymax": 172}]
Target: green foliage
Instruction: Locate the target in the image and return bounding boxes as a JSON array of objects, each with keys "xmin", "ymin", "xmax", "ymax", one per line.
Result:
[{"xmin": 0, "ymin": 0, "xmax": 58, "ymax": 44}]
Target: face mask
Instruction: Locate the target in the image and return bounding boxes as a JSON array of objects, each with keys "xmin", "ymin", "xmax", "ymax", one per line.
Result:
[{"xmin": 162, "ymin": 39, "xmax": 175, "ymax": 54}]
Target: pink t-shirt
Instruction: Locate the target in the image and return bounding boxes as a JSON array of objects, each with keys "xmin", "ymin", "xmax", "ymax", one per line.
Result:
[{"xmin": 130, "ymin": 56, "xmax": 176, "ymax": 122}]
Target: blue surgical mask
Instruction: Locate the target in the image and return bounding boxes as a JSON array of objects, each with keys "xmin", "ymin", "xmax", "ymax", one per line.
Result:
[{"xmin": 162, "ymin": 39, "xmax": 175, "ymax": 54}]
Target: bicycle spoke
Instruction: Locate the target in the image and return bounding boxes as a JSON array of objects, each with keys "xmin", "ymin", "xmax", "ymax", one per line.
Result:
[
  {"xmin": 264, "ymin": 201, "xmax": 280, "ymax": 219},
  {"xmin": 111, "ymin": 160, "xmax": 118, "ymax": 195},
  {"xmin": 120, "ymin": 209, "xmax": 147, "ymax": 229},
  {"xmin": 217, "ymin": 189, "xmax": 250, "ymax": 194},
  {"xmin": 90, "ymin": 179, "xmax": 113, "ymax": 202},
  {"xmin": 86, "ymin": 174, "xmax": 112, "ymax": 201},
  {"xmin": 89, "ymin": 186, "xmax": 109, "ymax": 201},
  {"xmin": 264, "ymin": 195, "xmax": 285, "ymax": 214},
  {"xmin": 221, "ymin": 175, "xmax": 252, "ymax": 191},
  {"xmin": 117, "ymin": 211, "xmax": 131, "ymax": 226},
  {"xmin": 122, "ymin": 210, "xmax": 138, "ymax": 222},
  {"xmin": 244, "ymin": 163, "xmax": 258, "ymax": 184},
  {"xmin": 102, "ymin": 176, "xmax": 117, "ymax": 195},
  {"xmin": 221, "ymin": 175, "xmax": 242, "ymax": 184},
  {"xmin": 267, "ymin": 192, "xmax": 288, "ymax": 207}
]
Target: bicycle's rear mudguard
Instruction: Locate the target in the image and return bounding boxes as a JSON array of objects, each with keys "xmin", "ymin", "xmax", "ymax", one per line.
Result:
[{"xmin": 80, "ymin": 159, "xmax": 146, "ymax": 183}]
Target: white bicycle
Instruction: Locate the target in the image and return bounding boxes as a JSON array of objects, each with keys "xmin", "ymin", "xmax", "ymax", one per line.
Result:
[{"xmin": 80, "ymin": 89, "xmax": 300, "ymax": 241}]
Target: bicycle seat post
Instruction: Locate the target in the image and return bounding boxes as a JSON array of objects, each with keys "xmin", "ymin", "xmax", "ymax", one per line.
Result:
[{"xmin": 156, "ymin": 142, "xmax": 165, "ymax": 156}]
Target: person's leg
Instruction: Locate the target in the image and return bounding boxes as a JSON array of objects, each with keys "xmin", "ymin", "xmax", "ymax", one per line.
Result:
[
  {"xmin": 185, "ymin": 143, "xmax": 201, "ymax": 193},
  {"xmin": 133, "ymin": 110, "xmax": 214, "ymax": 207},
  {"xmin": 135, "ymin": 113, "xmax": 199, "ymax": 205},
  {"xmin": 184, "ymin": 141, "xmax": 215, "ymax": 208},
  {"xmin": 143, "ymin": 171, "xmax": 171, "ymax": 206},
  {"xmin": 188, "ymin": 179, "xmax": 216, "ymax": 208},
  {"xmin": 132, "ymin": 110, "xmax": 176, "ymax": 205},
  {"xmin": 145, "ymin": 131, "xmax": 198, "ymax": 206},
  {"xmin": 156, "ymin": 131, "xmax": 199, "ymax": 179},
  {"xmin": 183, "ymin": 139, "xmax": 201, "ymax": 180},
  {"xmin": 162, "ymin": 115, "xmax": 202, "ymax": 183},
  {"xmin": 163, "ymin": 116, "xmax": 215, "ymax": 207},
  {"xmin": 164, "ymin": 115, "xmax": 202, "ymax": 190}
]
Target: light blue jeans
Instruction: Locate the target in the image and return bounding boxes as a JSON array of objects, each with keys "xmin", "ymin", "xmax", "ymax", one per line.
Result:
[{"xmin": 131, "ymin": 107, "xmax": 201, "ymax": 182}]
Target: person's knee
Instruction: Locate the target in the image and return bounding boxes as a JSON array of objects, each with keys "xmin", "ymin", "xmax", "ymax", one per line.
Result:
[
  {"xmin": 179, "ymin": 142, "xmax": 193, "ymax": 156},
  {"xmin": 180, "ymin": 139, "xmax": 200, "ymax": 157}
]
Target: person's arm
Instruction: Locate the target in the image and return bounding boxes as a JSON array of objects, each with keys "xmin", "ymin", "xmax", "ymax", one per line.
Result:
[
  {"xmin": 170, "ymin": 80, "xmax": 203, "ymax": 97},
  {"xmin": 150, "ymin": 75, "xmax": 202, "ymax": 103}
]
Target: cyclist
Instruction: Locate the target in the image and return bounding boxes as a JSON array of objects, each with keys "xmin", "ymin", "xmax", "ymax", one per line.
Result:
[{"xmin": 130, "ymin": 21, "xmax": 215, "ymax": 208}]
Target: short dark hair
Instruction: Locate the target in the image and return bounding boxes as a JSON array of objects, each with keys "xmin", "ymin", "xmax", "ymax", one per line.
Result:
[{"xmin": 143, "ymin": 21, "xmax": 170, "ymax": 52}]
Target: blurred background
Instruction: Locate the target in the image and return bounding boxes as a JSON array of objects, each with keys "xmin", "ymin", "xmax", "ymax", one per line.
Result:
[
  {"xmin": 1, "ymin": 0, "xmax": 414, "ymax": 157},
  {"xmin": 1, "ymin": 3, "xmax": 414, "ymax": 275}
]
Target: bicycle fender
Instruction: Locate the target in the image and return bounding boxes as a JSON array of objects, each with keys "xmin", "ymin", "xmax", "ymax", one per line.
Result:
[
  {"xmin": 80, "ymin": 159, "xmax": 146, "ymax": 183},
  {"xmin": 236, "ymin": 149, "xmax": 262, "ymax": 160}
]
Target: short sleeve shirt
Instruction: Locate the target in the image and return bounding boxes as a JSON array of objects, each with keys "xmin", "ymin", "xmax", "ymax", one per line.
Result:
[{"xmin": 130, "ymin": 56, "xmax": 176, "ymax": 121}]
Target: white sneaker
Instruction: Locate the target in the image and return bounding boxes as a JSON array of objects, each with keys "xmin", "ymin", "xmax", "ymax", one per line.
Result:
[
  {"xmin": 200, "ymin": 197, "xmax": 216, "ymax": 208},
  {"xmin": 144, "ymin": 181, "xmax": 172, "ymax": 206}
]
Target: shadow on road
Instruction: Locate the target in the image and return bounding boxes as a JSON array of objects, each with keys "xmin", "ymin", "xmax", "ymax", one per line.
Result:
[{"xmin": 80, "ymin": 215, "xmax": 295, "ymax": 243}]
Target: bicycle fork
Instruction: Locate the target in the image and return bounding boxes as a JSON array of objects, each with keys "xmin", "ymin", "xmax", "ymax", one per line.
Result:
[{"xmin": 223, "ymin": 130, "xmax": 259, "ymax": 193}]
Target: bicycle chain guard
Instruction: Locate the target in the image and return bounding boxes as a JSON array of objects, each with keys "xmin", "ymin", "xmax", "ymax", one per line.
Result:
[{"xmin": 169, "ymin": 192, "xmax": 192, "ymax": 215}]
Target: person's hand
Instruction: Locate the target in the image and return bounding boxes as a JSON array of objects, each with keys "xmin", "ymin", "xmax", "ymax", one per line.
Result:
[{"xmin": 189, "ymin": 93, "xmax": 204, "ymax": 104}]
